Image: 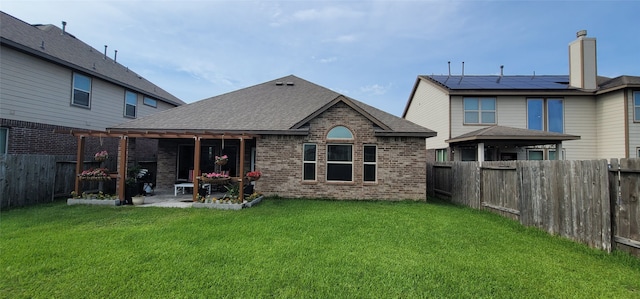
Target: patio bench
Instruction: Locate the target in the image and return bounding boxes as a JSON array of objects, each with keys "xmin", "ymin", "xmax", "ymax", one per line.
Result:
[{"xmin": 174, "ymin": 182, "xmax": 211, "ymax": 196}]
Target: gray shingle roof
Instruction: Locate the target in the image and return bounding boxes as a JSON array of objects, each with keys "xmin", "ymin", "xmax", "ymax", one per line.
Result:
[
  {"xmin": 0, "ymin": 11, "xmax": 184, "ymax": 106},
  {"xmin": 597, "ymin": 75, "xmax": 640, "ymax": 92},
  {"xmin": 447, "ymin": 125, "xmax": 580, "ymax": 144},
  {"xmin": 111, "ymin": 75, "xmax": 436, "ymax": 138}
]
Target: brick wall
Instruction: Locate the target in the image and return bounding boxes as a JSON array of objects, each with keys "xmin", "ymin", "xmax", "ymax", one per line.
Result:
[
  {"xmin": 1, "ymin": 118, "xmax": 119, "ymax": 159},
  {"xmin": 257, "ymin": 101, "xmax": 427, "ymax": 201},
  {"xmin": 1, "ymin": 118, "xmax": 158, "ymax": 161},
  {"xmin": 152, "ymin": 102, "xmax": 427, "ymax": 200}
]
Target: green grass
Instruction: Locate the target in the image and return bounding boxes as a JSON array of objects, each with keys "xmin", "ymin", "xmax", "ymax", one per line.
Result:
[{"xmin": 1, "ymin": 198, "xmax": 639, "ymax": 298}]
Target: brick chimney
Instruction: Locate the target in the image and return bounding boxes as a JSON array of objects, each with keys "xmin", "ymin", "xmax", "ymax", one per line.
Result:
[{"xmin": 569, "ymin": 30, "xmax": 597, "ymax": 90}]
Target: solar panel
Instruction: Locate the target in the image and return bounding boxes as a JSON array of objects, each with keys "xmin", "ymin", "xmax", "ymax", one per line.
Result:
[{"xmin": 429, "ymin": 75, "xmax": 571, "ymax": 90}]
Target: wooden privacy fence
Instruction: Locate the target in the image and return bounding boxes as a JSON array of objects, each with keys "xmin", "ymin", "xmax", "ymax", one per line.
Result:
[
  {"xmin": 428, "ymin": 159, "xmax": 639, "ymax": 256},
  {"xmin": 0, "ymin": 154, "xmax": 117, "ymax": 209}
]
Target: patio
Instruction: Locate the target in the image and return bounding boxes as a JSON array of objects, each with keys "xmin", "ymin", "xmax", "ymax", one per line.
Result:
[{"xmin": 130, "ymin": 191, "xmax": 227, "ymax": 208}]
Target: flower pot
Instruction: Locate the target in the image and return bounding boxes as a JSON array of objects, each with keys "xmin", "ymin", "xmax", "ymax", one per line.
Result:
[
  {"xmin": 215, "ymin": 159, "xmax": 228, "ymax": 165},
  {"xmin": 95, "ymin": 156, "xmax": 107, "ymax": 162},
  {"xmin": 132, "ymin": 196, "xmax": 145, "ymax": 205}
]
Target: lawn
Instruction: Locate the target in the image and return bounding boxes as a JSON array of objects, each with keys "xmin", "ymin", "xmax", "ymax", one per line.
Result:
[{"xmin": 1, "ymin": 198, "xmax": 639, "ymax": 298}]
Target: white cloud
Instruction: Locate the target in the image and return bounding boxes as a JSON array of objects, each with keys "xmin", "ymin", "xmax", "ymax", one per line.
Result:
[
  {"xmin": 324, "ymin": 34, "xmax": 357, "ymax": 43},
  {"xmin": 319, "ymin": 57, "xmax": 337, "ymax": 63},
  {"xmin": 292, "ymin": 6, "xmax": 363, "ymax": 22},
  {"xmin": 360, "ymin": 83, "xmax": 391, "ymax": 96}
]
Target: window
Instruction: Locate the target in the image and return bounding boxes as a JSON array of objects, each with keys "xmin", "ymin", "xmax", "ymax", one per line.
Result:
[
  {"xmin": 634, "ymin": 91, "xmax": 640, "ymax": 122},
  {"xmin": 527, "ymin": 98, "xmax": 564, "ymax": 133},
  {"xmin": 72, "ymin": 73, "xmax": 91, "ymax": 107},
  {"xmin": 460, "ymin": 148, "xmax": 476, "ymax": 161},
  {"xmin": 327, "ymin": 144, "xmax": 352, "ymax": 181},
  {"xmin": 549, "ymin": 149, "xmax": 565, "ymax": 160},
  {"xmin": 143, "ymin": 97, "xmax": 157, "ymax": 108},
  {"xmin": 464, "ymin": 97, "xmax": 496, "ymax": 124},
  {"xmin": 327, "ymin": 126, "xmax": 353, "ymax": 139},
  {"xmin": 528, "ymin": 150, "xmax": 544, "ymax": 160},
  {"xmin": 527, "ymin": 99, "xmax": 544, "ymax": 130},
  {"xmin": 125, "ymin": 91, "xmax": 137, "ymax": 117},
  {"xmin": 637, "ymin": 147, "xmax": 640, "ymax": 158},
  {"xmin": 363, "ymin": 145, "xmax": 377, "ymax": 182},
  {"xmin": 303, "ymin": 144, "xmax": 317, "ymax": 181},
  {"xmin": 0, "ymin": 127, "xmax": 8, "ymax": 154},
  {"xmin": 436, "ymin": 149, "xmax": 448, "ymax": 161}
]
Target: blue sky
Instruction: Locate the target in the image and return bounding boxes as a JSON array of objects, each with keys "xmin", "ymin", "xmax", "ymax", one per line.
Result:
[{"xmin": 2, "ymin": 0, "xmax": 638, "ymax": 116}]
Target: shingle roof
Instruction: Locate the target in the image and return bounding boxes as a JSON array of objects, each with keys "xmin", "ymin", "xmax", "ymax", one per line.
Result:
[
  {"xmin": 423, "ymin": 75, "xmax": 574, "ymax": 90},
  {"xmin": 446, "ymin": 125, "xmax": 580, "ymax": 144},
  {"xmin": 0, "ymin": 11, "xmax": 184, "ymax": 106},
  {"xmin": 597, "ymin": 75, "xmax": 640, "ymax": 92},
  {"xmin": 111, "ymin": 75, "xmax": 436, "ymax": 138}
]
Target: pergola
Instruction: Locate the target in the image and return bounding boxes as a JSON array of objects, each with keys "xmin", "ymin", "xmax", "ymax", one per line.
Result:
[{"xmin": 65, "ymin": 129, "xmax": 259, "ymax": 203}]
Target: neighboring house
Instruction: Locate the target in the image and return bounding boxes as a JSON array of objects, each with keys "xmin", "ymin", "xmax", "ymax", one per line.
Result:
[
  {"xmin": 72, "ymin": 75, "xmax": 436, "ymax": 201},
  {"xmin": 403, "ymin": 30, "xmax": 640, "ymax": 162},
  {"xmin": 0, "ymin": 11, "xmax": 184, "ymax": 158}
]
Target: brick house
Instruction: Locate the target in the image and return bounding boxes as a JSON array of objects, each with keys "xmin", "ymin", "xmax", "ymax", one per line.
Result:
[{"xmin": 74, "ymin": 75, "xmax": 436, "ymax": 201}]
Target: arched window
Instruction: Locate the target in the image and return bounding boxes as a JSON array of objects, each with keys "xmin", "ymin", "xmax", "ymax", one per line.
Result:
[
  {"xmin": 326, "ymin": 126, "xmax": 353, "ymax": 181},
  {"xmin": 327, "ymin": 126, "xmax": 353, "ymax": 139}
]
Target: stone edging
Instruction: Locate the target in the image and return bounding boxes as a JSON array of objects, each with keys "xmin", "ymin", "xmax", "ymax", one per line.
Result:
[
  {"xmin": 192, "ymin": 196, "xmax": 264, "ymax": 210},
  {"xmin": 67, "ymin": 198, "xmax": 121, "ymax": 206}
]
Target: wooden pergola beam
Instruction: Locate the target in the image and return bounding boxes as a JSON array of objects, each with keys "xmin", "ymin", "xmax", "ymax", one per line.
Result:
[
  {"xmin": 193, "ymin": 137, "xmax": 201, "ymax": 203},
  {"xmin": 63, "ymin": 129, "xmax": 257, "ymax": 140},
  {"xmin": 117, "ymin": 136, "xmax": 128, "ymax": 203}
]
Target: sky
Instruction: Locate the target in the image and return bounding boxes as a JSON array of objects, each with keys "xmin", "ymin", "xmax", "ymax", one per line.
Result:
[{"xmin": 2, "ymin": 0, "xmax": 638, "ymax": 116}]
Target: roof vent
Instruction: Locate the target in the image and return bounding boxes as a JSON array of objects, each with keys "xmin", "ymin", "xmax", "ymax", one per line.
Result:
[
  {"xmin": 61, "ymin": 21, "xmax": 67, "ymax": 35},
  {"xmin": 576, "ymin": 30, "xmax": 587, "ymax": 38},
  {"xmin": 286, "ymin": 82, "xmax": 294, "ymax": 86},
  {"xmin": 275, "ymin": 81, "xmax": 284, "ymax": 86}
]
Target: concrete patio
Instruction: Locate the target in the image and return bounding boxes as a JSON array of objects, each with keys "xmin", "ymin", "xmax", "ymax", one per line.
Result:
[{"xmin": 133, "ymin": 191, "xmax": 227, "ymax": 208}]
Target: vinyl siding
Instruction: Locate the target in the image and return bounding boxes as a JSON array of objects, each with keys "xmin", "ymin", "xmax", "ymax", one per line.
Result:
[
  {"xmin": 449, "ymin": 94, "xmax": 598, "ymax": 160},
  {"xmin": 0, "ymin": 46, "xmax": 176, "ymax": 130},
  {"xmin": 595, "ymin": 90, "xmax": 625, "ymax": 159},
  {"xmin": 628, "ymin": 89, "xmax": 640, "ymax": 158},
  {"xmin": 450, "ymin": 95, "xmax": 528, "ymax": 138},
  {"xmin": 563, "ymin": 95, "xmax": 597, "ymax": 159},
  {"xmin": 404, "ymin": 79, "xmax": 449, "ymax": 149}
]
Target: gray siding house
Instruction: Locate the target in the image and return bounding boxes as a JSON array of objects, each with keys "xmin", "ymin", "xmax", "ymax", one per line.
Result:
[
  {"xmin": 0, "ymin": 11, "xmax": 184, "ymax": 158},
  {"xmin": 73, "ymin": 75, "xmax": 436, "ymax": 202}
]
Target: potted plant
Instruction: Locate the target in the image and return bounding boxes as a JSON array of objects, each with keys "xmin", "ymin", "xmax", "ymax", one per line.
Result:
[
  {"xmin": 124, "ymin": 165, "xmax": 145, "ymax": 205},
  {"xmin": 215, "ymin": 155, "xmax": 228, "ymax": 165},
  {"xmin": 94, "ymin": 150, "xmax": 109, "ymax": 162},
  {"xmin": 246, "ymin": 170, "xmax": 262, "ymax": 181}
]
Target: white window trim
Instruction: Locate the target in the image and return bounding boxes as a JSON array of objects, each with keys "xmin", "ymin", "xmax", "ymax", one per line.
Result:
[
  {"xmin": 435, "ymin": 148, "xmax": 448, "ymax": 162},
  {"xmin": 463, "ymin": 97, "xmax": 496, "ymax": 125},
  {"xmin": 143, "ymin": 96, "xmax": 158, "ymax": 108},
  {"xmin": 302, "ymin": 143, "xmax": 317, "ymax": 181},
  {"xmin": 125, "ymin": 90, "xmax": 137, "ymax": 118},
  {"xmin": 326, "ymin": 143, "xmax": 353, "ymax": 182},
  {"xmin": 71, "ymin": 72, "xmax": 91, "ymax": 108},
  {"xmin": 363, "ymin": 145, "xmax": 377, "ymax": 183}
]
